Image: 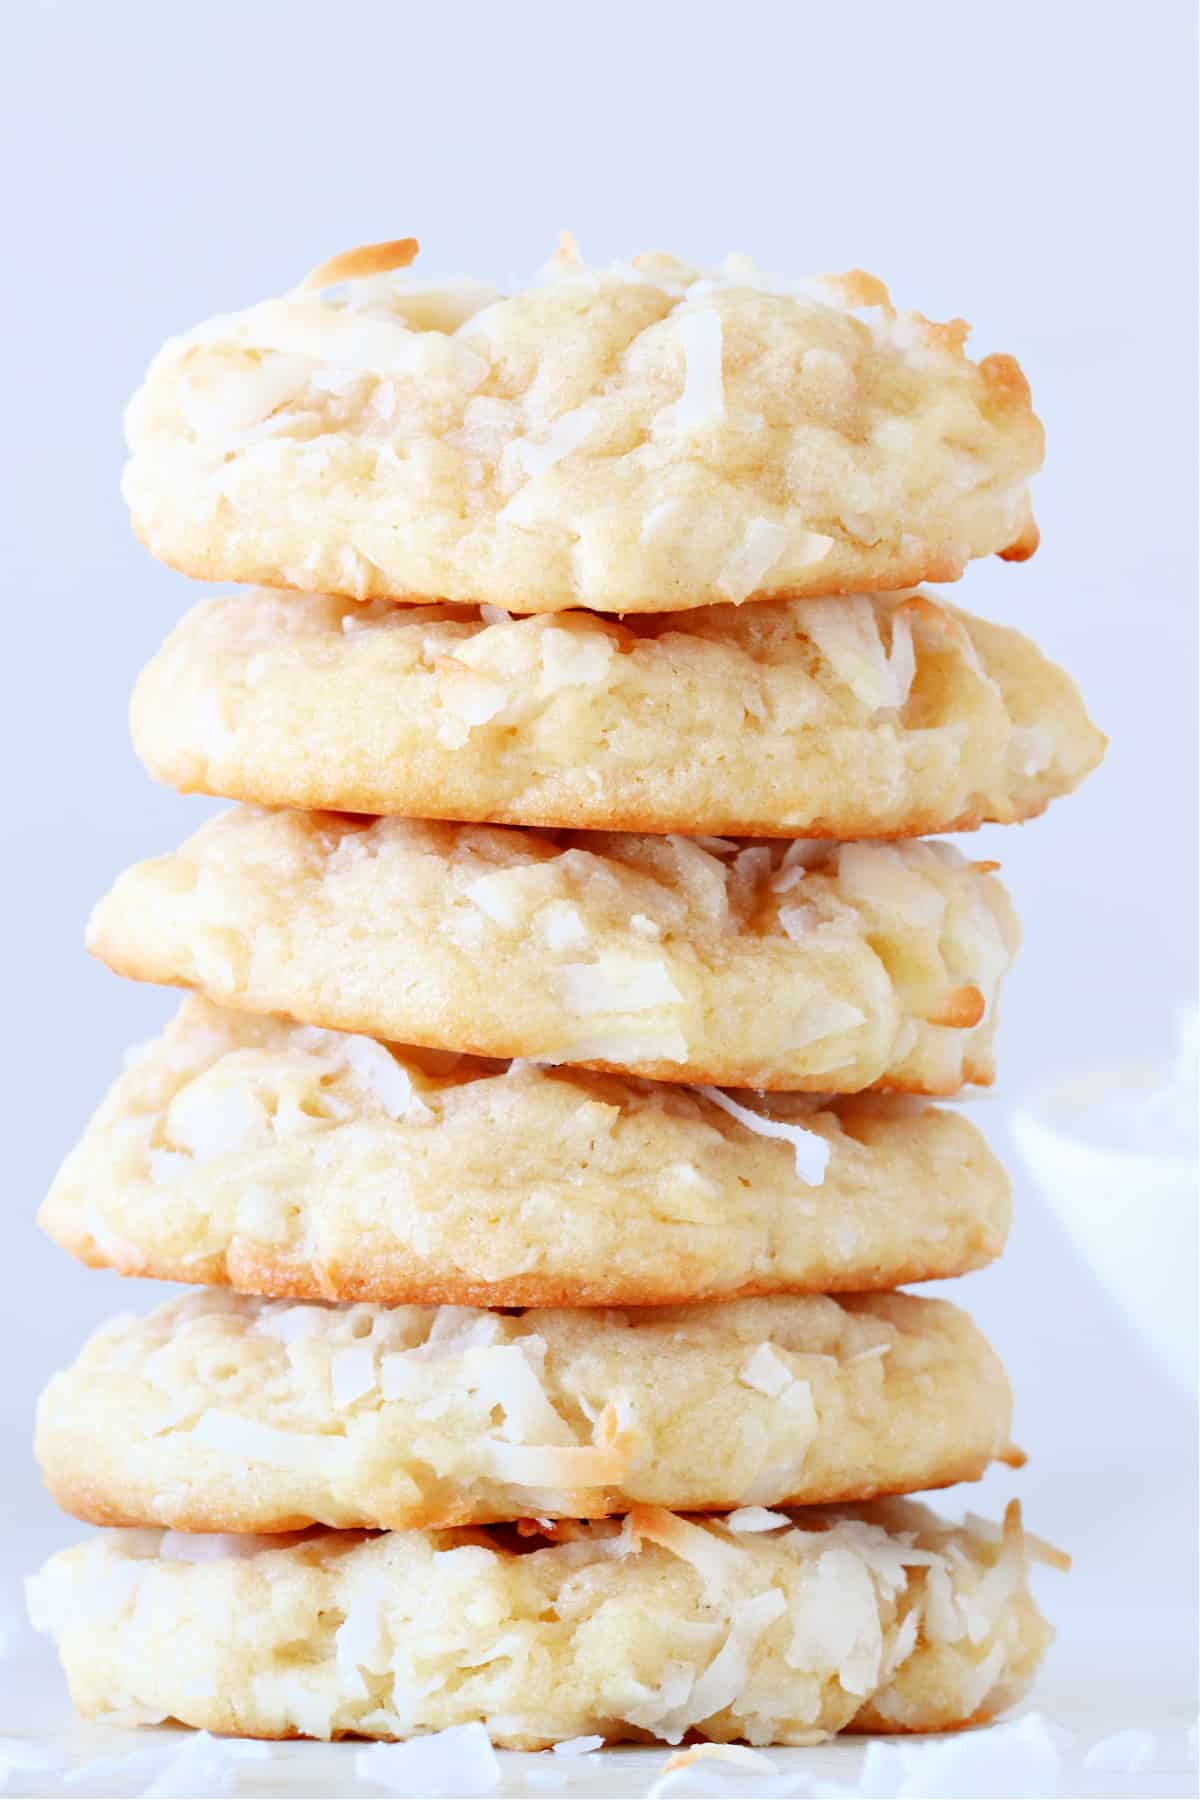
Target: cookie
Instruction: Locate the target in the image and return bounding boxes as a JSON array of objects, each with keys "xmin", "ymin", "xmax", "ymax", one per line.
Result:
[
  {"xmin": 86, "ymin": 813, "xmax": 1018, "ymax": 1093},
  {"xmin": 130, "ymin": 588, "xmax": 1103, "ymax": 837},
  {"xmin": 36, "ymin": 1290, "xmax": 1013, "ymax": 1532},
  {"xmin": 41, "ymin": 999, "xmax": 1010, "ymax": 1306},
  {"xmin": 29, "ymin": 1499, "xmax": 1059, "ymax": 1746},
  {"xmin": 122, "ymin": 240, "xmax": 1042, "ymax": 615}
]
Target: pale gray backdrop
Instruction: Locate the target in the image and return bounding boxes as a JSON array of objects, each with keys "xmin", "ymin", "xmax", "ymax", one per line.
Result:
[{"xmin": 3, "ymin": 0, "xmax": 1195, "ymax": 1694}]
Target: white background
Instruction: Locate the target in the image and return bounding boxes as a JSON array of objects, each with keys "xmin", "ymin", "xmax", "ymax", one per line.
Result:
[{"xmin": 2, "ymin": 0, "xmax": 1195, "ymax": 1783}]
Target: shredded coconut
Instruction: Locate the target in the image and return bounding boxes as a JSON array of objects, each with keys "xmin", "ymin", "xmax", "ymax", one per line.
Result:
[
  {"xmin": 539, "ymin": 624, "xmax": 615, "ymax": 689},
  {"xmin": 716, "ymin": 518, "xmax": 788, "ymax": 603},
  {"xmin": 804, "ymin": 595, "xmax": 918, "ymax": 712},
  {"xmin": 738, "ymin": 1342, "xmax": 797, "ymax": 1398},
  {"xmin": 331, "ymin": 1342, "xmax": 378, "ymax": 1407},
  {"xmin": 724, "ymin": 1506, "xmax": 793, "ymax": 1533},
  {"xmin": 561, "ymin": 955, "xmax": 683, "ymax": 1015},
  {"xmin": 697, "ymin": 1086, "xmax": 830, "ymax": 1185},
  {"xmin": 189, "ymin": 1410, "xmax": 342, "ymax": 1473},
  {"xmin": 672, "ymin": 308, "xmax": 725, "ymax": 432},
  {"xmin": 515, "ymin": 404, "xmax": 599, "ymax": 477}
]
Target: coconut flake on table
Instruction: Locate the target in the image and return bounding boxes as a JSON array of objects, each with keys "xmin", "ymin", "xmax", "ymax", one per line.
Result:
[
  {"xmin": 0, "ymin": 1738, "xmax": 64, "ymax": 1784},
  {"xmin": 653, "ymin": 1742, "xmax": 777, "ymax": 1788},
  {"xmin": 138, "ymin": 1732, "xmax": 271, "ymax": 1799},
  {"xmin": 551, "ymin": 1735, "xmax": 605, "ymax": 1756},
  {"xmin": 697, "ymin": 1086, "xmax": 831, "ymax": 1185},
  {"xmin": 355, "ymin": 1721, "xmax": 501, "ymax": 1797},
  {"xmin": 1083, "ymin": 1727, "xmax": 1158, "ymax": 1773},
  {"xmin": 837, "ymin": 1710, "xmax": 1067, "ymax": 1800}
]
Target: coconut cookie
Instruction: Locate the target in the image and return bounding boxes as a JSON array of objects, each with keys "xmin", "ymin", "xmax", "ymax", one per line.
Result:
[
  {"xmin": 131, "ymin": 589, "xmax": 1103, "ymax": 838},
  {"xmin": 29, "ymin": 1499, "xmax": 1060, "ymax": 1746},
  {"xmin": 121, "ymin": 239, "xmax": 1042, "ymax": 616},
  {"xmin": 86, "ymin": 813, "xmax": 1018, "ymax": 1093},
  {"xmin": 36, "ymin": 1290, "xmax": 1012, "ymax": 1533},
  {"xmin": 41, "ymin": 1000, "xmax": 1010, "ymax": 1307}
]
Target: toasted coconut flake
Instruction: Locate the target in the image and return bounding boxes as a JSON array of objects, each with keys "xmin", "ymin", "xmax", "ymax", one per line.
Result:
[
  {"xmin": 629, "ymin": 1508, "xmax": 745, "ymax": 1603},
  {"xmin": 698, "ymin": 1086, "xmax": 830, "ymax": 1185},
  {"xmin": 659, "ymin": 1743, "xmax": 775, "ymax": 1776},
  {"xmin": 482, "ymin": 1400, "xmax": 631, "ymax": 1489},
  {"xmin": 299, "ymin": 238, "xmax": 420, "ymax": 289},
  {"xmin": 922, "ymin": 984, "xmax": 986, "ymax": 1029}
]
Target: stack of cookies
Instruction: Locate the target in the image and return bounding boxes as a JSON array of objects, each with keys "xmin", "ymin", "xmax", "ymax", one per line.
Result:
[{"xmin": 30, "ymin": 239, "xmax": 1103, "ymax": 1756}]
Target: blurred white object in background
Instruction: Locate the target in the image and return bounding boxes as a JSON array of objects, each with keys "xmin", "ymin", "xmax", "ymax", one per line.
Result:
[{"xmin": 1013, "ymin": 1009, "xmax": 1198, "ymax": 1394}]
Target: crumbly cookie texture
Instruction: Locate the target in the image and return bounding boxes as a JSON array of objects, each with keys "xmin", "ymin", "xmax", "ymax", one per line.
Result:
[
  {"xmin": 122, "ymin": 240, "xmax": 1042, "ymax": 614},
  {"xmin": 40, "ymin": 999, "xmax": 1010, "ymax": 1306},
  {"xmin": 86, "ymin": 813, "xmax": 1018, "ymax": 1093},
  {"xmin": 130, "ymin": 588, "xmax": 1103, "ymax": 837},
  {"xmin": 35, "ymin": 1288, "xmax": 1012, "ymax": 1532},
  {"xmin": 28, "ymin": 1499, "xmax": 1060, "ymax": 1746}
]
